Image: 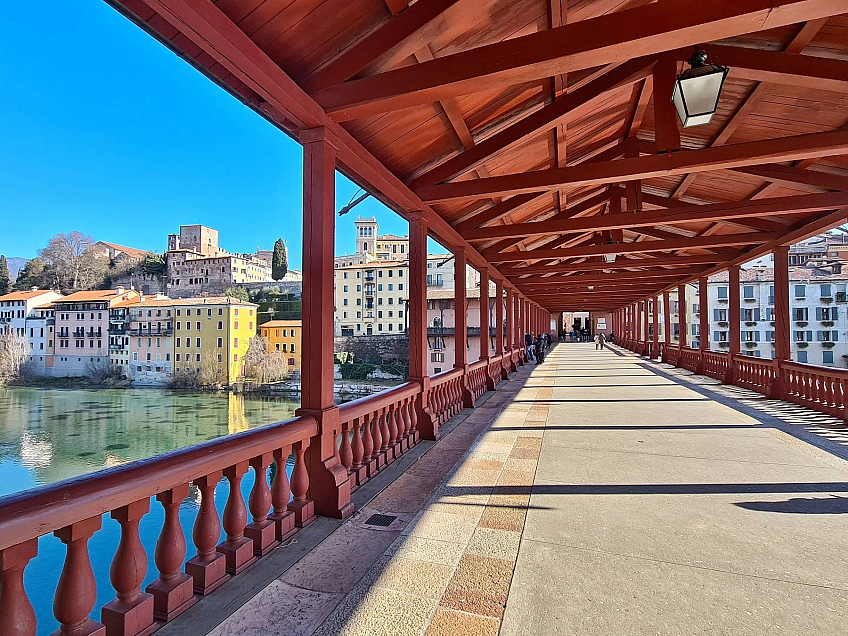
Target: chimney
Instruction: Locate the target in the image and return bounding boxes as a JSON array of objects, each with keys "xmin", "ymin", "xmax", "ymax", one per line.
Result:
[
  {"xmin": 30, "ymin": 286, "xmax": 38, "ymax": 292},
  {"xmin": 115, "ymin": 286, "xmax": 125, "ymax": 295}
]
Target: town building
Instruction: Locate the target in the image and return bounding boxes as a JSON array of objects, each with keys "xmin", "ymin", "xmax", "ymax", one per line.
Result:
[
  {"xmin": 259, "ymin": 319, "xmax": 302, "ymax": 372},
  {"xmin": 90, "ymin": 241, "xmax": 150, "ymax": 266},
  {"xmin": 334, "ymin": 217, "xmax": 410, "ymax": 268},
  {"xmin": 126, "ymin": 296, "xmax": 174, "ymax": 385},
  {"xmin": 25, "ymin": 303, "xmax": 58, "ymax": 372},
  {"xmin": 52, "ymin": 288, "xmax": 140, "ymax": 377},
  {"xmin": 0, "ymin": 289, "xmax": 64, "ymax": 337},
  {"xmin": 172, "ymin": 296, "xmax": 257, "ymax": 385},
  {"xmin": 705, "ymin": 266, "xmax": 848, "ymax": 367},
  {"xmin": 108, "ymin": 299, "xmax": 136, "ymax": 376},
  {"xmin": 334, "ymin": 262, "xmax": 408, "ymax": 336},
  {"xmin": 426, "ymin": 286, "xmax": 499, "ymax": 376},
  {"xmin": 166, "ymin": 225, "xmax": 274, "ymax": 298}
]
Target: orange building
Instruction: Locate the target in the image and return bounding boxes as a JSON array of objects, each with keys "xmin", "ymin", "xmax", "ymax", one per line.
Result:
[{"xmin": 259, "ymin": 319, "xmax": 302, "ymax": 372}]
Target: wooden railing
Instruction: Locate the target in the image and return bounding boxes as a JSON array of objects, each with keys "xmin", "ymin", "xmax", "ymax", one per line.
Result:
[
  {"xmin": 0, "ymin": 346, "xmax": 531, "ymax": 636},
  {"xmin": 702, "ymin": 351, "xmax": 730, "ymax": 381},
  {"xmin": 617, "ymin": 340, "xmax": 848, "ymax": 425},
  {"xmin": 680, "ymin": 347, "xmax": 701, "ymax": 372},
  {"xmin": 0, "ymin": 414, "xmax": 318, "ymax": 636}
]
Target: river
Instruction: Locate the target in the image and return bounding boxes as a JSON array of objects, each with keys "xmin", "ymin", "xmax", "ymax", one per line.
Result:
[{"xmin": 0, "ymin": 386, "xmax": 302, "ymax": 634}]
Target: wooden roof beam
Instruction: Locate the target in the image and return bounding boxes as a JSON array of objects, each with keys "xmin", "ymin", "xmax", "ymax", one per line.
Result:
[
  {"xmin": 304, "ymin": 0, "xmax": 464, "ymax": 93},
  {"xmin": 730, "ymin": 165, "xmax": 848, "ymax": 193},
  {"xmin": 416, "ymin": 129, "xmax": 848, "ymax": 202},
  {"xmin": 499, "ymin": 254, "xmax": 728, "ymax": 276},
  {"xmin": 464, "ymin": 191, "xmax": 848, "ymax": 241},
  {"xmin": 487, "ymin": 232, "xmax": 778, "ymax": 263},
  {"xmin": 314, "ymin": 0, "xmax": 845, "ymax": 120},
  {"xmin": 411, "ymin": 58, "xmax": 655, "ymax": 188}
]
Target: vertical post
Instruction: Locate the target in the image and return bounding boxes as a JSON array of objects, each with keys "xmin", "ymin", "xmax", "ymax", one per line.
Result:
[
  {"xmin": 678, "ymin": 283, "xmax": 687, "ymax": 349},
  {"xmin": 407, "ymin": 211, "xmax": 436, "ymax": 439},
  {"xmin": 643, "ymin": 299, "xmax": 649, "ymax": 355},
  {"xmin": 652, "ymin": 296, "xmax": 659, "ymax": 359},
  {"xmin": 697, "ymin": 276, "xmax": 710, "ymax": 373},
  {"xmin": 454, "ymin": 248, "xmax": 474, "ymax": 407},
  {"xmin": 653, "ymin": 56, "xmax": 682, "ymax": 153},
  {"xmin": 479, "ymin": 268, "xmax": 490, "ymax": 361},
  {"xmin": 772, "ymin": 246, "xmax": 790, "ymax": 398},
  {"xmin": 297, "ymin": 128, "xmax": 352, "ymax": 519},
  {"xmin": 506, "ymin": 288, "xmax": 515, "ymax": 371},
  {"xmin": 496, "ymin": 279, "xmax": 507, "ymax": 379},
  {"xmin": 663, "ymin": 292, "xmax": 671, "ymax": 358},
  {"xmin": 726, "ymin": 265, "xmax": 741, "ymax": 384},
  {"xmin": 517, "ymin": 296, "xmax": 524, "ymax": 361}
]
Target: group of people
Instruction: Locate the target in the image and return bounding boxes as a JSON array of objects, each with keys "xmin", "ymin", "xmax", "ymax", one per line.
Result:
[{"xmin": 524, "ymin": 331, "xmax": 552, "ymax": 364}]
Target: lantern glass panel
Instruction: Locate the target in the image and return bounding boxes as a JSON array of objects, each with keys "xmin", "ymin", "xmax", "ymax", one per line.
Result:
[{"xmin": 672, "ymin": 67, "xmax": 726, "ymax": 127}]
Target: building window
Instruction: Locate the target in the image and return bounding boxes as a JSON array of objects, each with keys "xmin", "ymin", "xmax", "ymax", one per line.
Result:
[
  {"xmin": 217, "ymin": 337, "xmax": 223, "ymax": 348},
  {"xmin": 717, "ymin": 287, "xmax": 728, "ymax": 300},
  {"xmin": 218, "ymin": 321, "xmax": 223, "ymax": 330},
  {"xmin": 233, "ymin": 338, "xmax": 239, "ymax": 348},
  {"xmin": 743, "ymin": 286, "xmax": 754, "ymax": 299},
  {"xmin": 794, "ymin": 285, "xmax": 806, "ymax": 298},
  {"xmin": 823, "ymin": 351, "xmax": 834, "ymax": 364},
  {"xmin": 797, "ymin": 350, "xmax": 808, "ymax": 363}
]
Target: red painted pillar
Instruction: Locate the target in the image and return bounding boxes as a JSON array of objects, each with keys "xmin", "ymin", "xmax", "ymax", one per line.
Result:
[
  {"xmin": 454, "ymin": 248, "xmax": 474, "ymax": 407},
  {"xmin": 479, "ymin": 268, "xmax": 490, "ymax": 361},
  {"xmin": 515, "ymin": 292, "xmax": 524, "ymax": 365},
  {"xmin": 497, "ymin": 280, "xmax": 508, "ymax": 379},
  {"xmin": 697, "ymin": 276, "xmax": 710, "ymax": 373},
  {"xmin": 678, "ymin": 283, "xmax": 688, "ymax": 351},
  {"xmin": 506, "ymin": 288, "xmax": 516, "ymax": 370},
  {"xmin": 407, "ymin": 211, "xmax": 437, "ymax": 439},
  {"xmin": 297, "ymin": 128, "xmax": 352, "ymax": 519},
  {"xmin": 636, "ymin": 301, "xmax": 642, "ymax": 349},
  {"xmin": 663, "ymin": 292, "xmax": 671, "ymax": 361},
  {"xmin": 771, "ymin": 246, "xmax": 790, "ymax": 398},
  {"xmin": 643, "ymin": 299, "xmax": 649, "ymax": 355},
  {"xmin": 726, "ymin": 265, "xmax": 741, "ymax": 384},
  {"xmin": 653, "ymin": 296, "xmax": 660, "ymax": 358}
]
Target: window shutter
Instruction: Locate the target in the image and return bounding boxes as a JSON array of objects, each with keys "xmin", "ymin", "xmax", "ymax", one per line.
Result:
[
  {"xmin": 833, "ymin": 307, "xmax": 839, "ymax": 320},
  {"xmin": 713, "ymin": 309, "xmax": 720, "ymax": 321},
  {"xmin": 754, "ymin": 308, "xmax": 760, "ymax": 321},
  {"xmin": 740, "ymin": 308, "xmax": 745, "ymax": 320},
  {"xmin": 816, "ymin": 307, "xmax": 822, "ymax": 321},
  {"xmin": 713, "ymin": 331, "xmax": 720, "ymax": 342},
  {"xmin": 832, "ymin": 331, "xmax": 838, "ymax": 342},
  {"xmin": 755, "ymin": 331, "xmax": 760, "ymax": 342},
  {"xmin": 807, "ymin": 330, "xmax": 813, "ymax": 341}
]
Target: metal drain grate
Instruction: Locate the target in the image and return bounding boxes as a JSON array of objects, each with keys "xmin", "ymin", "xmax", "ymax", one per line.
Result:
[{"xmin": 364, "ymin": 513, "xmax": 398, "ymax": 527}]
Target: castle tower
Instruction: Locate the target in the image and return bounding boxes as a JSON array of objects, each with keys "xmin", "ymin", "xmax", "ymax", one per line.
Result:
[{"xmin": 355, "ymin": 217, "xmax": 378, "ymax": 256}]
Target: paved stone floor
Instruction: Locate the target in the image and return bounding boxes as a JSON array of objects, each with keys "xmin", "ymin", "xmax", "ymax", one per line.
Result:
[{"xmin": 205, "ymin": 343, "xmax": 848, "ymax": 636}]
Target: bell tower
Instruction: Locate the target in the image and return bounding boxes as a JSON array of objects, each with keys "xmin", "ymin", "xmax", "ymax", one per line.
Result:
[{"xmin": 355, "ymin": 217, "xmax": 378, "ymax": 256}]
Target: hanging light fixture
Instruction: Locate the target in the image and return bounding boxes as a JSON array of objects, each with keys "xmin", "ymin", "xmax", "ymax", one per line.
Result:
[{"xmin": 671, "ymin": 48, "xmax": 729, "ymax": 128}]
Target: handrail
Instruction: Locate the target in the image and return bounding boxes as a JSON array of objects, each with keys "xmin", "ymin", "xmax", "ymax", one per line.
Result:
[
  {"xmin": 338, "ymin": 381, "xmax": 420, "ymax": 422},
  {"xmin": 0, "ymin": 415, "xmax": 317, "ymax": 550},
  {"xmin": 430, "ymin": 367, "xmax": 463, "ymax": 386}
]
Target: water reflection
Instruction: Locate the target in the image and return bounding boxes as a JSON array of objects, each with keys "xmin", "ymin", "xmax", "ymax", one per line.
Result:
[
  {"xmin": 0, "ymin": 386, "xmax": 301, "ymax": 635},
  {"xmin": 0, "ymin": 387, "xmax": 300, "ymax": 493}
]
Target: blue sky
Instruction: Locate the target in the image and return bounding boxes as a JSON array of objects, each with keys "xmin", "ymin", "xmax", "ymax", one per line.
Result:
[{"xmin": 0, "ymin": 1, "xmax": 413, "ymax": 268}]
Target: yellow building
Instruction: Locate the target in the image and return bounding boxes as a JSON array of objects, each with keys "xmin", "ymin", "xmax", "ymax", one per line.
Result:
[
  {"xmin": 171, "ymin": 296, "xmax": 257, "ymax": 385},
  {"xmin": 259, "ymin": 319, "xmax": 302, "ymax": 371}
]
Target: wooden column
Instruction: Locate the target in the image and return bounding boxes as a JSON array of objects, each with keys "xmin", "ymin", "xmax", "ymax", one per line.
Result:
[
  {"xmin": 497, "ymin": 280, "xmax": 508, "ymax": 378},
  {"xmin": 678, "ymin": 284, "xmax": 688, "ymax": 349},
  {"xmin": 663, "ymin": 292, "xmax": 671, "ymax": 349},
  {"xmin": 480, "ymin": 269, "xmax": 490, "ymax": 361},
  {"xmin": 771, "ymin": 246, "xmax": 791, "ymax": 398},
  {"xmin": 408, "ymin": 211, "xmax": 437, "ymax": 439},
  {"xmin": 697, "ymin": 277, "xmax": 710, "ymax": 373},
  {"xmin": 726, "ymin": 265, "xmax": 742, "ymax": 384},
  {"xmin": 298, "ymin": 128, "xmax": 352, "ymax": 519},
  {"xmin": 506, "ymin": 288, "xmax": 516, "ymax": 370},
  {"xmin": 643, "ymin": 299, "xmax": 649, "ymax": 354},
  {"xmin": 454, "ymin": 248, "xmax": 474, "ymax": 407},
  {"xmin": 652, "ymin": 296, "xmax": 660, "ymax": 358}
]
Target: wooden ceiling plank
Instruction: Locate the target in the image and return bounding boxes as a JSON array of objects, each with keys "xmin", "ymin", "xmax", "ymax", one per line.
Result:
[
  {"xmin": 417, "ymin": 129, "xmax": 848, "ymax": 202},
  {"xmin": 730, "ymin": 164, "xmax": 848, "ymax": 193},
  {"xmin": 499, "ymin": 254, "xmax": 727, "ymax": 276},
  {"xmin": 411, "ymin": 58, "xmax": 655, "ymax": 188},
  {"xmin": 313, "ymin": 0, "xmax": 845, "ymax": 120},
  {"xmin": 304, "ymin": 0, "xmax": 464, "ymax": 93}
]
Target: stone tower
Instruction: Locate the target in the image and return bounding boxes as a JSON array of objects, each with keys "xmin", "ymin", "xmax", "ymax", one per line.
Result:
[{"xmin": 355, "ymin": 217, "xmax": 378, "ymax": 256}]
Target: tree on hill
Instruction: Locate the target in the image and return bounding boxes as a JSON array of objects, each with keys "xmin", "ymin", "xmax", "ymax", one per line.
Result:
[
  {"xmin": 13, "ymin": 258, "xmax": 53, "ymax": 291},
  {"xmin": 39, "ymin": 232, "xmax": 107, "ymax": 291},
  {"xmin": 224, "ymin": 287, "xmax": 249, "ymax": 302},
  {"xmin": 272, "ymin": 238, "xmax": 288, "ymax": 281},
  {"xmin": 0, "ymin": 256, "xmax": 10, "ymax": 294}
]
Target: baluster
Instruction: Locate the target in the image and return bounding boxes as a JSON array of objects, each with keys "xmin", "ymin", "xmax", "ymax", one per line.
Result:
[
  {"xmin": 102, "ymin": 500, "xmax": 155, "ymax": 636},
  {"xmin": 349, "ymin": 417, "xmax": 366, "ymax": 485},
  {"xmin": 361, "ymin": 413, "xmax": 376, "ymax": 477},
  {"xmin": 370, "ymin": 411, "xmax": 384, "ymax": 468},
  {"xmin": 51, "ymin": 517, "xmax": 105, "ymax": 636},
  {"xmin": 245, "ymin": 453, "xmax": 278, "ymax": 556},
  {"xmin": 0, "ymin": 539, "xmax": 38, "ymax": 636},
  {"xmin": 185, "ymin": 472, "xmax": 228, "ymax": 595},
  {"xmin": 269, "ymin": 445, "xmax": 296, "ymax": 541},
  {"xmin": 379, "ymin": 407, "xmax": 391, "ymax": 455},
  {"xmin": 145, "ymin": 484, "xmax": 195, "ymax": 622},
  {"xmin": 339, "ymin": 420, "xmax": 353, "ymax": 472},
  {"xmin": 387, "ymin": 404, "xmax": 399, "ymax": 459},
  {"xmin": 216, "ymin": 462, "xmax": 255, "ymax": 574},
  {"xmin": 288, "ymin": 441, "xmax": 315, "ymax": 527},
  {"xmin": 401, "ymin": 399, "xmax": 412, "ymax": 449},
  {"xmin": 431, "ymin": 386, "xmax": 441, "ymax": 422},
  {"xmin": 410, "ymin": 395, "xmax": 420, "ymax": 443}
]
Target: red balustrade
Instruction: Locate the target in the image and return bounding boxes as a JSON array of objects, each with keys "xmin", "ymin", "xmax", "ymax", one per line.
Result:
[
  {"xmin": 702, "ymin": 351, "xmax": 730, "ymax": 381},
  {"xmin": 466, "ymin": 360, "xmax": 488, "ymax": 402},
  {"xmin": 732, "ymin": 354, "xmax": 776, "ymax": 394},
  {"xmin": 782, "ymin": 361, "xmax": 848, "ymax": 419},
  {"xmin": 665, "ymin": 345, "xmax": 680, "ymax": 366},
  {"xmin": 429, "ymin": 368, "xmax": 464, "ymax": 424},
  {"xmin": 680, "ymin": 347, "xmax": 701, "ymax": 372}
]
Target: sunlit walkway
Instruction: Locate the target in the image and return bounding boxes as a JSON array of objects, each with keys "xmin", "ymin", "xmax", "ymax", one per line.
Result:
[{"xmin": 185, "ymin": 344, "xmax": 848, "ymax": 636}]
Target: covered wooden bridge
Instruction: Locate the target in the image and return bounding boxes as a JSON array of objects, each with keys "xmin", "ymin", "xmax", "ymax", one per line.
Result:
[{"xmin": 1, "ymin": 1, "xmax": 847, "ymax": 635}]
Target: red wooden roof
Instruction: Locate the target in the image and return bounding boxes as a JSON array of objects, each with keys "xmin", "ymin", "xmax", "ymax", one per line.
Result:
[{"xmin": 106, "ymin": 0, "xmax": 848, "ymax": 311}]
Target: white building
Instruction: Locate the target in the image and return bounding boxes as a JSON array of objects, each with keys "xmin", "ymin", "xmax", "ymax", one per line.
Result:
[
  {"xmin": 25, "ymin": 303, "xmax": 58, "ymax": 373},
  {"xmin": 705, "ymin": 266, "xmax": 848, "ymax": 366},
  {"xmin": 0, "ymin": 289, "xmax": 64, "ymax": 338}
]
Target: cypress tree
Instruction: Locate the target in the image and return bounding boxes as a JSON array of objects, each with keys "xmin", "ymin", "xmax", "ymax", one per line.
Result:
[
  {"xmin": 272, "ymin": 239, "xmax": 288, "ymax": 281},
  {"xmin": 0, "ymin": 255, "xmax": 10, "ymax": 294}
]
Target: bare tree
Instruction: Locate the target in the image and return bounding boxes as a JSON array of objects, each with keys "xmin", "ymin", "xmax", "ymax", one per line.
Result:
[
  {"xmin": 199, "ymin": 355, "xmax": 227, "ymax": 388},
  {"xmin": 0, "ymin": 332, "xmax": 33, "ymax": 384},
  {"xmin": 39, "ymin": 232, "xmax": 107, "ymax": 291},
  {"xmin": 244, "ymin": 336, "xmax": 287, "ymax": 383}
]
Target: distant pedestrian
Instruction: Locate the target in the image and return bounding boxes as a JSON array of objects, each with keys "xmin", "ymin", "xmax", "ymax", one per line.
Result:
[
  {"xmin": 609, "ymin": 330, "xmax": 616, "ymax": 344},
  {"xmin": 525, "ymin": 332, "xmax": 535, "ymax": 361},
  {"xmin": 535, "ymin": 334, "xmax": 545, "ymax": 364},
  {"xmin": 596, "ymin": 332, "xmax": 606, "ymax": 350}
]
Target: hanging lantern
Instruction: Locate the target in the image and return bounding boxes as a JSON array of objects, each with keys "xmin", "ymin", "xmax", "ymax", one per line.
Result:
[
  {"xmin": 603, "ymin": 253, "xmax": 617, "ymax": 264},
  {"xmin": 671, "ymin": 48, "xmax": 729, "ymax": 128}
]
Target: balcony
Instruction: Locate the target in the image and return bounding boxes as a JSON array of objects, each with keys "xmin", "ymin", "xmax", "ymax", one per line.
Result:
[
  {"xmin": 128, "ymin": 327, "xmax": 173, "ymax": 336},
  {"xmin": 108, "ymin": 343, "xmax": 125, "ymax": 351},
  {"xmin": 108, "ymin": 326, "xmax": 128, "ymax": 334}
]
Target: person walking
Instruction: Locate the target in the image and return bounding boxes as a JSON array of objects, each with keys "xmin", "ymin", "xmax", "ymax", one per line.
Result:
[
  {"xmin": 525, "ymin": 331, "xmax": 535, "ymax": 361},
  {"xmin": 535, "ymin": 333, "xmax": 545, "ymax": 364},
  {"xmin": 595, "ymin": 332, "xmax": 606, "ymax": 350}
]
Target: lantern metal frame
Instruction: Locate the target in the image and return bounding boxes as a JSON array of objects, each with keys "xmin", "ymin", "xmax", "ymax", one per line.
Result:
[{"xmin": 671, "ymin": 48, "xmax": 729, "ymax": 128}]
